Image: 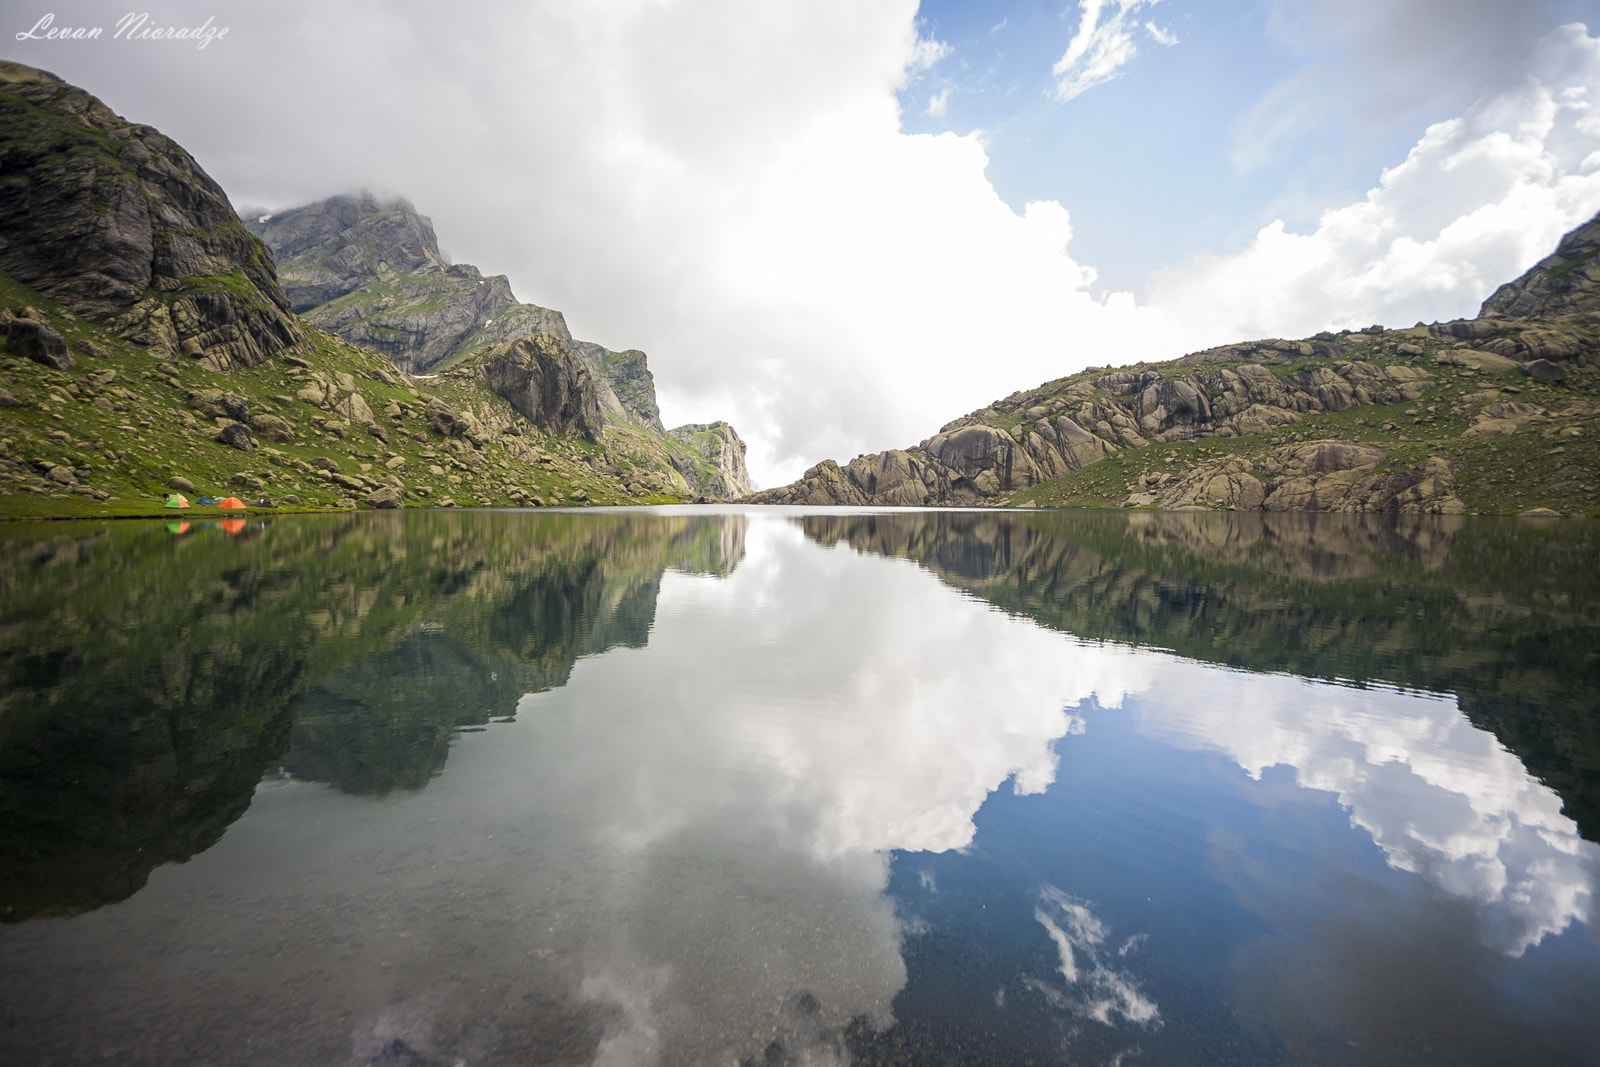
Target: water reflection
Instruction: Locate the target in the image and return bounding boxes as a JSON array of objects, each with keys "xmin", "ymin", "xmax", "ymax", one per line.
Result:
[
  {"xmin": 0, "ymin": 511, "xmax": 746, "ymax": 917},
  {"xmin": 799, "ymin": 509, "xmax": 1600, "ymax": 841},
  {"xmin": 0, "ymin": 508, "xmax": 1595, "ymax": 1065},
  {"xmin": 1130, "ymin": 666, "xmax": 1597, "ymax": 956}
]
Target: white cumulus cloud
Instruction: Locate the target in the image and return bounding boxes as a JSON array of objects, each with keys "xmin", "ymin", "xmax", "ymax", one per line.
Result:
[{"xmin": 1146, "ymin": 24, "xmax": 1600, "ymax": 341}]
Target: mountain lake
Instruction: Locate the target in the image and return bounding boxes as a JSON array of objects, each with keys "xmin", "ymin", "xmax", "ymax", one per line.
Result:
[{"xmin": 1, "ymin": 506, "xmax": 1597, "ymax": 1066}]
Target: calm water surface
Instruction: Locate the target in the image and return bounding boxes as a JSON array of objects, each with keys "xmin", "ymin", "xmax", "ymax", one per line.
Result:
[{"xmin": 1, "ymin": 507, "xmax": 1597, "ymax": 1066}]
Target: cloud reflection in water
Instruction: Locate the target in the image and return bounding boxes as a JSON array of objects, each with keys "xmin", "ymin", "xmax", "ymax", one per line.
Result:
[
  {"xmin": 1126, "ymin": 664, "xmax": 1599, "ymax": 955},
  {"xmin": 492, "ymin": 519, "xmax": 1157, "ymax": 1060}
]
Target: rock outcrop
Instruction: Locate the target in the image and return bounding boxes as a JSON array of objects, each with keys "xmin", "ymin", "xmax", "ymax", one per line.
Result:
[
  {"xmin": 1480, "ymin": 213, "xmax": 1600, "ymax": 320},
  {"xmin": 668, "ymin": 421, "xmax": 752, "ymax": 499},
  {"xmin": 483, "ymin": 332, "xmax": 605, "ymax": 443},
  {"xmin": 573, "ymin": 342, "xmax": 665, "ymax": 432},
  {"xmin": 750, "ymin": 356, "xmax": 1449, "ymax": 510},
  {"xmin": 0, "ymin": 61, "xmax": 300, "ymax": 370}
]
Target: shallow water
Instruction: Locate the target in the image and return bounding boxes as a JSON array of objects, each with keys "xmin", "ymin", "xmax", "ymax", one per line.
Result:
[{"xmin": 1, "ymin": 507, "xmax": 1597, "ymax": 1065}]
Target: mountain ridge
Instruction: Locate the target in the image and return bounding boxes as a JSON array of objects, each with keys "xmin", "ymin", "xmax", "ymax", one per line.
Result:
[
  {"xmin": 749, "ymin": 211, "xmax": 1600, "ymax": 516},
  {"xmin": 0, "ymin": 60, "xmax": 745, "ymax": 515},
  {"xmin": 246, "ymin": 193, "xmax": 750, "ymax": 498}
]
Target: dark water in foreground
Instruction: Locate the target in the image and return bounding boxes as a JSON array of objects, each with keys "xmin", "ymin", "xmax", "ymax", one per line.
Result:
[{"xmin": 1, "ymin": 507, "xmax": 1597, "ymax": 1066}]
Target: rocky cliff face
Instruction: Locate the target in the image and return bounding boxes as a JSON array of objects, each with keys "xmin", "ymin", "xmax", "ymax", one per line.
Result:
[
  {"xmin": 572, "ymin": 341, "xmax": 665, "ymax": 432},
  {"xmin": 0, "ymin": 61, "xmax": 300, "ymax": 371},
  {"xmin": 669, "ymin": 421, "xmax": 752, "ymax": 499},
  {"xmin": 483, "ymin": 332, "xmax": 605, "ymax": 443},
  {"xmin": 247, "ymin": 193, "xmax": 754, "ymax": 498},
  {"xmin": 247, "ymin": 195, "xmax": 663, "ymax": 433},
  {"xmin": 1480, "ymin": 213, "xmax": 1600, "ymax": 320},
  {"xmin": 751, "ymin": 211, "xmax": 1600, "ymax": 516},
  {"xmin": 245, "ymin": 194, "xmax": 567, "ymax": 375}
]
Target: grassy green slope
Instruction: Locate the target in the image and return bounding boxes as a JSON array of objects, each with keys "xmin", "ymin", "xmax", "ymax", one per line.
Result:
[{"xmin": 0, "ymin": 269, "xmax": 689, "ymax": 518}]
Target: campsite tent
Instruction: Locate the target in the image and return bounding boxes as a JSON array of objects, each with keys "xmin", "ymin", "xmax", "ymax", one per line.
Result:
[
  {"xmin": 163, "ymin": 494, "xmax": 190, "ymax": 509},
  {"xmin": 218, "ymin": 497, "xmax": 246, "ymax": 509}
]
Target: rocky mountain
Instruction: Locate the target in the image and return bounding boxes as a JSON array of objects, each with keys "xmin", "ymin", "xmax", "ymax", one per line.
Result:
[
  {"xmin": 0, "ymin": 61, "xmax": 749, "ymax": 515},
  {"xmin": 751, "ymin": 211, "xmax": 1600, "ymax": 516},
  {"xmin": 246, "ymin": 193, "xmax": 750, "ymax": 497},
  {"xmin": 1480, "ymin": 213, "xmax": 1600, "ymax": 320},
  {"xmin": 243, "ymin": 195, "xmax": 568, "ymax": 376},
  {"xmin": 670, "ymin": 421, "xmax": 752, "ymax": 500},
  {"xmin": 0, "ymin": 61, "xmax": 300, "ymax": 372}
]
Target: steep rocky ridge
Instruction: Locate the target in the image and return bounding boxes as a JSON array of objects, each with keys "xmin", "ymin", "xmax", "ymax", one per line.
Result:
[
  {"xmin": 0, "ymin": 267, "xmax": 700, "ymax": 512},
  {"xmin": 245, "ymin": 195, "xmax": 568, "ymax": 376},
  {"xmin": 752, "ymin": 212, "xmax": 1600, "ymax": 515},
  {"xmin": 247, "ymin": 193, "xmax": 750, "ymax": 498},
  {"xmin": 1480, "ymin": 213, "xmax": 1600, "ymax": 320},
  {"xmin": 0, "ymin": 61, "xmax": 300, "ymax": 371},
  {"xmin": 0, "ymin": 64, "xmax": 747, "ymax": 513}
]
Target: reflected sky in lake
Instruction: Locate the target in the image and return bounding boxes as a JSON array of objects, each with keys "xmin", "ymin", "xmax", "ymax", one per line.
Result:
[{"xmin": 0, "ymin": 508, "xmax": 1597, "ymax": 1065}]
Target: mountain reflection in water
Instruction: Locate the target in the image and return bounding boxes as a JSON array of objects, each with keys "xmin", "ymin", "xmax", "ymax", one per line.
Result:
[{"xmin": 0, "ymin": 508, "xmax": 1595, "ymax": 1066}]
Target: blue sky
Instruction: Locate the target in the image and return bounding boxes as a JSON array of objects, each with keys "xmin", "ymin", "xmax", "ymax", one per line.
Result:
[
  {"xmin": 899, "ymin": 0, "xmax": 1598, "ymax": 291},
  {"xmin": 7, "ymin": 0, "xmax": 1600, "ymax": 484}
]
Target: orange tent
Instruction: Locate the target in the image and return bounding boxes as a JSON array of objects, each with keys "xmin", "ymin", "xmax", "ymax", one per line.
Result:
[
  {"xmin": 220, "ymin": 518, "xmax": 246, "ymax": 535},
  {"xmin": 218, "ymin": 497, "xmax": 246, "ymax": 509}
]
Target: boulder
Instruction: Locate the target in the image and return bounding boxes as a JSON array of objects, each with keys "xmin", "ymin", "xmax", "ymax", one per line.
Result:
[
  {"xmin": 1053, "ymin": 416, "xmax": 1113, "ymax": 469},
  {"xmin": 164, "ymin": 476, "xmax": 195, "ymax": 493},
  {"xmin": 1449, "ymin": 349, "xmax": 1519, "ymax": 373},
  {"xmin": 366, "ymin": 486, "xmax": 404, "ymax": 509},
  {"xmin": 247, "ymin": 412, "xmax": 296, "ymax": 443},
  {"xmin": 5, "ymin": 319, "xmax": 72, "ymax": 370},
  {"xmin": 334, "ymin": 391, "xmax": 375, "ymax": 425},
  {"xmin": 1520, "ymin": 358, "xmax": 1568, "ymax": 382},
  {"xmin": 429, "ymin": 409, "xmax": 470, "ymax": 437},
  {"xmin": 190, "ymin": 389, "xmax": 249, "ymax": 422},
  {"xmin": 216, "ymin": 422, "xmax": 255, "ymax": 451},
  {"xmin": 926, "ymin": 425, "xmax": 1032, "ymax": 488}
]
